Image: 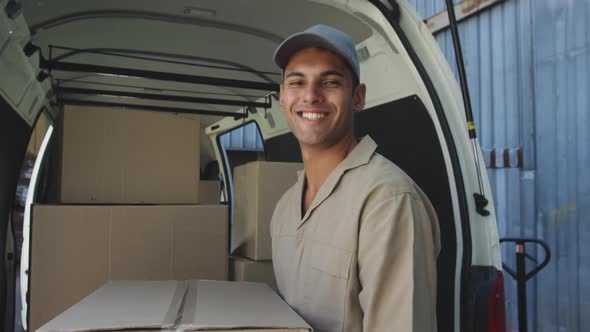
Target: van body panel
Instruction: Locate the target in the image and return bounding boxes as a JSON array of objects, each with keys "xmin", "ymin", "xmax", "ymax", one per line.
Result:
[{"xmin": 395, "ymin": 0, "xmax": 501, "ymax": 269}]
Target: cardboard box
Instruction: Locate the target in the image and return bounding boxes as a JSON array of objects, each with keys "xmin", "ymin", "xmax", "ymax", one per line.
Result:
[
  {"xmin": 57, "ymin": 105, "xmax": 200, "ymax": 204},
  {"xmin": 26, "ymin": 112, "xmax": 49, "ymax": 156},
  {"xmin": 200, "ymin": 181, "xmax": 220, "ymax": 204},
  {"xmin": 230, "ymin": 256, "xmax": 277, "ymax": 291},
  {"xmin": 30, "ymin": 204, "xmax": 228, "ymax": 332},
  {"xmin": 36, "ymin": 280, "xmax": 312, "ymax": 332},
  {"xmin": 232, "ymin": 161, "xmax": 302, "ymax": 260}
]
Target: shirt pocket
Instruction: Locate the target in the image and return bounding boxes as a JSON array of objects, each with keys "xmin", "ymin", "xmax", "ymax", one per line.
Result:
[{"xmin": 308, "ymin": 242, "xmax": 352, "ymax": 280}]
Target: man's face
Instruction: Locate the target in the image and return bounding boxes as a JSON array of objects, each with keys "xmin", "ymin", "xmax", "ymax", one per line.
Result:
[{"xmin": 279, "ymin": 47, "xmax": 366, "ymax": 148}]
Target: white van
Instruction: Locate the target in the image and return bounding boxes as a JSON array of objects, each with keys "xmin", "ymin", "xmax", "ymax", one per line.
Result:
[{"xmin": 0, "ymin": 0, "xmax": 505, "ymax": 331}]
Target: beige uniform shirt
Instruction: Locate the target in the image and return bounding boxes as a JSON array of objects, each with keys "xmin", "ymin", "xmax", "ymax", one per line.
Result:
[{"xmin": 270, "ymin": 136, "xmax": 441, "ymax": 332}]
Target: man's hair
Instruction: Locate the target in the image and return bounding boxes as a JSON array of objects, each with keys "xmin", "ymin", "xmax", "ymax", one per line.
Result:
[{"xmin": 351, "ymin": 74, "xmax": 360, "ymax": 92}]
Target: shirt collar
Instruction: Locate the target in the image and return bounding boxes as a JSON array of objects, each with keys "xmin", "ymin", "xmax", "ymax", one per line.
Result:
[
  {"xmin": 295, "ymin": 135, "xmax": 377, "ymax": 226},
  {"xmin": 295, "ymin": 135, "xmax": 377, "ymax": 179},
  {"xmin": 337, "ymin": 135, "xmax": 378, "ymax": 173}
]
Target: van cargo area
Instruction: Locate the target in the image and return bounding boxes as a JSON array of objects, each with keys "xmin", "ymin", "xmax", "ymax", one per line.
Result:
[{"xmin": 0, "ymin": 1, "xmax": 511, "ymax": 332}]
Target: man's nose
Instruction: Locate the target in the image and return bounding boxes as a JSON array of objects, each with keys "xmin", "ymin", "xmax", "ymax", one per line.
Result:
[{"xmin": 302, "ymin": 81, "xmax": 324, "ymax": 104}]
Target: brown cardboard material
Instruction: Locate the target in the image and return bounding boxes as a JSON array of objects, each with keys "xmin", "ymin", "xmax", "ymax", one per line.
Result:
[
  {"xmin": 26, "ymin": 113, "xmax": 49, "ymax": 156},
  {"xmin": 58, "ymin": 105, "xmax": 200, "ymax": 204},
  {"xmin": 30, "ymin": 205, "xmax": 228, "ymax": 332},
  {"xmin": 199, "ymin": 181, "xmax": 220, "ymax": 204},
  {"xmin": 232, "ymin": 161, "xmax": 302, "ymax": 260},
  {"xmin": 179, "ymin": 280, "xmax": 311, "ymax": 331},
  {"xmin": 37, "ymin": 280, "xmax": 312, "ymax": 332},
  {"xmin": 36, "ymin": 280, "xmax": 187, "ymax": 332},
  {"xmin": 29, "ymin": 206, "xmax": 110, "ymax": 332},
  {"xmin": 230, "ymin": 256, "xmax": 277, "ymax": 291}
]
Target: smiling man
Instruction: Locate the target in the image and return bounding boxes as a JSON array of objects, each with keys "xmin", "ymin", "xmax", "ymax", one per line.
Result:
[{"xmin": 270, "ymin": 25, "xmax": 441, "ymax": 332}]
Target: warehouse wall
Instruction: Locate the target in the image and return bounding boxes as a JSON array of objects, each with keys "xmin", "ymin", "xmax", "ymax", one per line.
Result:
[
  {"xmin": 219, "ymin": 122, "xmax": 264, "ymax": 151},
  {"xmin": 406, "ymin": 0, "xmax": 590, "ymax": 330}
]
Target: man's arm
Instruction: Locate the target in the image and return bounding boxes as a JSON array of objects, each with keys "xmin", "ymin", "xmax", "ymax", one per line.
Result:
[{"xmin": 358, "ymin": 191, "xmax": 440, "ymax": 331}]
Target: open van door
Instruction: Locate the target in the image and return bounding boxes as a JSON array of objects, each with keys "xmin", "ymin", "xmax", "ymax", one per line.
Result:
[{"xmin": 1, "ymin": 1, "xmax": 505, "ymax": 331}]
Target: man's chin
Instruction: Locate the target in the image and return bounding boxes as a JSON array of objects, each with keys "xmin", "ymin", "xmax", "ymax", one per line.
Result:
[{"xmin": 293, "ymin": 134, "xmax": 328, "ymax": 147}]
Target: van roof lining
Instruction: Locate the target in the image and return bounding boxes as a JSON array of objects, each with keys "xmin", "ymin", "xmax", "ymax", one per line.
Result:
[
  {"xmin": 29, "ymin": 9, "xmax": 285, "ymax": 43},
  {"xmin": 24, "ymin": 1, "xmax": 375, "ymax": 123},
  {"xmin": 49, "ymin": 46, "xmax": 281, "ymax": 82}
]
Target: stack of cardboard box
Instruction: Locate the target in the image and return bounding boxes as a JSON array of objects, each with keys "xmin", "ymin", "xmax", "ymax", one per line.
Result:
[
  {"xmin": 30, "ymin": 105, "xmax": 227, "ymax": 331},
  {"xmin": 230, "ymin": 161, "xmax": 303, "ymax": 292}
]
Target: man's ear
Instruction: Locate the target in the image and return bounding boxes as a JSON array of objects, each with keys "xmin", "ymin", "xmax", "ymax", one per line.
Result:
[{"xmin": 353, "ymin": 83, "xmax": 366, "ymax": 113}]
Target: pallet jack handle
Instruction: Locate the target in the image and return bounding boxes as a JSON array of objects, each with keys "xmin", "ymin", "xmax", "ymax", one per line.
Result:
[{"xmin": 500, "ymin": 238, "xmax": 551, "ymax": 332}]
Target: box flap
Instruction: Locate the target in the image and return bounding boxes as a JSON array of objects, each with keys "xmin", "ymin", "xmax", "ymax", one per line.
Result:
[
  {"xmin": 179, "ymin": 280, "xmax": 311, "ymax": 331},
  {"xmin": 36, "ymin": 280, "xmax": 187, "ymax": 332}
]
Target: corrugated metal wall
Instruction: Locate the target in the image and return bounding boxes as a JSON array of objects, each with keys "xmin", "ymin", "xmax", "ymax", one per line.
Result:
[
  {"xmin": 407, "ymin": 0, "xmax": 590, "ymax": 331},
  {"xmin": 219, "ymin": 121, "xmax": 264, "ymax": 151}
]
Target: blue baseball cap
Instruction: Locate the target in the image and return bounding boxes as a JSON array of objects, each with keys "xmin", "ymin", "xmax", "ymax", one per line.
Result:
[{"xmin": 273, "ymin": 24, "xmax": 360, "ymax": 81}]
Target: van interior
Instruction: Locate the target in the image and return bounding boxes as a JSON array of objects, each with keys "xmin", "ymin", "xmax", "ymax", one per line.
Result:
[{"xmin": 0, "ymin": 1, "xmax": 505, "ymax": 332}]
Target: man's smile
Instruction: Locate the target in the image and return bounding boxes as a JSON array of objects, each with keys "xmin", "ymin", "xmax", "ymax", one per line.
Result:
[{"xmin": 296, "ymin": 110, "xmax": 330, "ymax": 121}]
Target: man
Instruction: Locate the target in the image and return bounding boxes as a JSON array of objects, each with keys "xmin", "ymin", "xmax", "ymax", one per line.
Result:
[{"xmin": 270, "ymin": 25, "xmax": 441, "ymax": 332}]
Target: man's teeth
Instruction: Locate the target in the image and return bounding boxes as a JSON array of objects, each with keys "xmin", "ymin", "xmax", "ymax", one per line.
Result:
[{"xmin": 301, "ymin": 112, "xmax": 326, "ymax": 120}]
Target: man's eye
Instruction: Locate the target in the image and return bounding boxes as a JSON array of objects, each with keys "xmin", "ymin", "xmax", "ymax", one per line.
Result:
[
  {"xmin": 324, "ymin": 80, "xmax": 341, "ymax": 86},
  {"xmin": 288, "ymin": 81, "xmax": 304, "ymax": 86}
]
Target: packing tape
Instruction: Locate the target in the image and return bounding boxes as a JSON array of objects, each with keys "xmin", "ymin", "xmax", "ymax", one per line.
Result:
[
  {"xmin": 163, "ymin": 280, "xmax": 190, "ymax": 329},
  {"xmin": 179, "ymin": 280, "xmax": 200, "ymax": 327}
]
